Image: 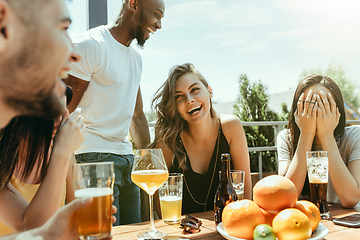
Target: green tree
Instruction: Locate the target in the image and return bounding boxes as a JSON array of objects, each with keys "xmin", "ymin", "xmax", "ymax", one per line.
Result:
[
  {"xmin": 233, "ymin": 74, "xmax": 287, "ymax": 172},
  {"xmin": 300, "ymin": 64, "xmax": 360, "ymax": 110}
]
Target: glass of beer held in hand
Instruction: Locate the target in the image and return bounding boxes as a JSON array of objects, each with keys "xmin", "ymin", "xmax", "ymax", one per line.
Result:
[
  {"xmin": 73, "ymin": 162, "xmax": 115, "ymax": 240},
  {"xmin": 306, "ymin": 151, "xmax": 331, "ymax": 220}
]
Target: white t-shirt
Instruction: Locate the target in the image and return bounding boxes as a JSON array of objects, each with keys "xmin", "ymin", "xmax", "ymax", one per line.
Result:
[
  {"xmin": 69, "ymin": 25, "xmax": 142, "ymax": 155},
  {"xmin": 277, "ymin": 125, "xmax": 360, "ymax": 203}
]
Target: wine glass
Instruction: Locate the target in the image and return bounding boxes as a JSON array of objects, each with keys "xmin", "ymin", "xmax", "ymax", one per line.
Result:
[{"xmin": 131, "ymin": 149, "xmax": 169, "ymax": 238}]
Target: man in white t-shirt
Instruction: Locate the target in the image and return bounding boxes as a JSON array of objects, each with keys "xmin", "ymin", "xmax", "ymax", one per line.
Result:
[{"xmin": 63, "ymin": 0, "xmax": 165, "ymax": 225}]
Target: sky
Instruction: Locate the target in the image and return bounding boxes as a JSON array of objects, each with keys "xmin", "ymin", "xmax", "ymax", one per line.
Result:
[{"xmin": 66, "ymin": 0, "xmax": 360, "ymax": 113}]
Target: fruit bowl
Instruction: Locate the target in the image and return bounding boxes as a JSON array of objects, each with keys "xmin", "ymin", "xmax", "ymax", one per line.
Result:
[{"xmin": 217, "ymin": 222, "xmax": 328, "ymax": 240}]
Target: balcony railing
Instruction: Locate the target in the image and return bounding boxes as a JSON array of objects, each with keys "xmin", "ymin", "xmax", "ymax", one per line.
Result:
[
  {"xmin": 144, "ymin": 120, "xmax": 360, "ymax": 221},
  {"xmin": 243, "ymin": 120, "xmax": 360, "ymax": 180},
  {"xmin": 148, "ymin": 120, "xmax": 360, "ymax": 180}
]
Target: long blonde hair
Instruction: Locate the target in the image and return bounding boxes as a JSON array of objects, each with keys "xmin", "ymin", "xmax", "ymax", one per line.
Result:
[{"xmin": 151, "ymin": 63, "xmax": 216, "ymax": 170}]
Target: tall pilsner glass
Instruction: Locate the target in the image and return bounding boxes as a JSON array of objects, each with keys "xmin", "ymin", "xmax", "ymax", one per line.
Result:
[
  {"xmin": 131, "ymin": 149, "xmax": 169, "ymax": 238},
  {"xmin": 306, "ymin": 151, "xmax": 331, "ymax": 219},
  {"xmin": 73, "ymin": 162, "xmax": 115, "ymax": 240}
]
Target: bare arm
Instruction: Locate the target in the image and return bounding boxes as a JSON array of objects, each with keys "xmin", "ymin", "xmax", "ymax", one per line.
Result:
[
  {"xmin": 0, "ymin": 198, "xmax": 93, "ymax": 240},
  {"xmin": 65, "ymin": 155, "xmax": 77, "ymax": 203},
  {"xmin": 62, "ymin": 75, "xmax": 89, "ymax": 113},
  {"xmin": 0, "ymin": 111, "xmax": 85, "ymax": 231},
  {"xmin": 322, "ymin": 137, "xmax": 360, "ymax": 207},
  {"xmin": 221, "ymin": 115, "xmax": 252, "ymax": 199},
  {"xmin": 21, "ymin": 111, "xmax": 85, "ymax": 230},
  {"xmin": 129, "ymin": 87, "xmax": 150, "ymax": 149},
  {"xmin": 316, "ymin": 91, "xmax": 360, "ymax": 208},
  {"xmin": 280, "ymin": 91, "xmax": 317, "ymax": 196}
]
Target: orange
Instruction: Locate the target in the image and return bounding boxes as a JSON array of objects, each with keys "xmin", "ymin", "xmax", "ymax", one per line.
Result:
[
  {"xmin": 253, "ymin": 175, "xmax": 298, "ymax": 213},
  {"xmin": 222, "ymin": 199, "xmax": 265, "ymax": 239},
  {"xmin": 273, "ymin": 208, "xmax": 312, "ymax": 240},
  {"xmin": 295, "ymin": 200, "xmax": 321, "ymax": 232},
  {"xmin": 261, "ymin": 208, "xmax": 276, "ymax": 227}
]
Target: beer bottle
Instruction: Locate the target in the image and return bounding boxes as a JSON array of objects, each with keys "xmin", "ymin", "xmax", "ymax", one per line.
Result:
[{"xmin": 214, "ymin": 153, "xmax": 238, "ymax": 225}]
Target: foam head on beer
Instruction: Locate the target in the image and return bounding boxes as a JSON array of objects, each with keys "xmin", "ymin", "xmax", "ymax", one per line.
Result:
[
  {"xmin": 75, "ymin": 187, "xmax": 113, "ymax": 198},
  {"xmin": 308, "ymin": 174, "xmax": 328, "ymax": 183}
]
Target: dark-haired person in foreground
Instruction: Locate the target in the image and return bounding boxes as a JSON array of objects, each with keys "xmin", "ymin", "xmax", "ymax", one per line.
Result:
[
  {"xmin": 0, "ymin": 87, "xmax": 85, "ymax": 236},
  {"xmin": 0, "ymin": 0, "xmax": 114, "ymax": 239}
]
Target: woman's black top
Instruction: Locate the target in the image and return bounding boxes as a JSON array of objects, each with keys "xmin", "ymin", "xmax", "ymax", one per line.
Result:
[{"xmin": 169, "ymin": 123, "xmax": 233, "ymax": 214}]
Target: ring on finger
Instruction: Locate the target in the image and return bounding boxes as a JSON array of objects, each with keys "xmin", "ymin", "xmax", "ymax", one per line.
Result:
[{"xmin": 298, "ymin": 100, "xmax": 315, "ymax": 104}]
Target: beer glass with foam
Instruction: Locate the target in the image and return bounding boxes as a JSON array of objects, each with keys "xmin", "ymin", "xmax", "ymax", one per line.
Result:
[
  {"xmin": 131, "ymin": 149, "xmax": 169, "ymax": 238},
  {"xmin": 158, "ymin": 173, "xmax": 183, "ymax": 224},
  {"xmin": 73, "ymin": 162, "xmax": 114, "ymax": 240},
  {"xmin": 306, "ymin": 151, "xmax": 331, "ymax": 219}
]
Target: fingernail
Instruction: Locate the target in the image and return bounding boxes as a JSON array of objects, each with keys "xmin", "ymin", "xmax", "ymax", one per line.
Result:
[
  {"xmin": 320, "ymin": 90, "xmax": 324, "ymax": 95},
  {"xmin": 329, "ymin": 92, "xmax": 332, "ymax": 97}
]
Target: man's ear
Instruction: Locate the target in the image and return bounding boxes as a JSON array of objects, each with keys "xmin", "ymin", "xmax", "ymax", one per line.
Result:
[
  {"xmin": 128, "ymin": 0, "xmax": 138, "ymax": 12},
  {"xmin": 0, "ymin": 1, "xmax": 12, "ymax": 53},
  {"xmin": 208, "ymin": 86, "xmax": 213, "ymax": 98}
]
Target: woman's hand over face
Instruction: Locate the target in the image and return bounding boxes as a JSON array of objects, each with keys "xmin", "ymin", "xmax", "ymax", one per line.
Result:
[
  {"xmin": 53, "ymin": 109, "xmax": 86, "ymax": 156},
  {"xmin": 295, "ymin": 90, "xmax": 317, "ymax": 138},
  {"xmin": 316, "ymin": 91, "xmax": 340, "ymax": 139}
]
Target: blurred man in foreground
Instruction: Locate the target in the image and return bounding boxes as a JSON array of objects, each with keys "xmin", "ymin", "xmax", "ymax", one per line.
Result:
[{"xmin": 0, "ymin": 0, "xmax": 96, "ymax": 239}]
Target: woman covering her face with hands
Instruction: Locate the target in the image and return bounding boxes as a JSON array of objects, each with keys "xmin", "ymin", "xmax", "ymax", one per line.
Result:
[{"xmin": 277, "ymin": 75, "xmax": 360, "ymax": 208}]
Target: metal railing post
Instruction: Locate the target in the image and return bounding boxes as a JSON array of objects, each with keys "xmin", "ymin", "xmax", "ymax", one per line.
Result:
[{"xmin": 259, "ymin": 151, "xmax": 263, "ymax": 179}]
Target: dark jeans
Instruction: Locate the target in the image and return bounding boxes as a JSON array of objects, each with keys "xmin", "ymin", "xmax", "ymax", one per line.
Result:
[{"xmin": 75, "ymin": 152, "xmax": 141, "ymax": 226}]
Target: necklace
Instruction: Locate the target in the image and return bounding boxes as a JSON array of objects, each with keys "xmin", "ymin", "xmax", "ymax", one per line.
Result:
[{"xmin": 182, "ymin": 120, "xmax": 221, "ymax": 212}]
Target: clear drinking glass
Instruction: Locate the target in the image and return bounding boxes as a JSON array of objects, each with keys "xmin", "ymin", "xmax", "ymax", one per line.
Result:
[
  {"xmin": 219, "ymin": 170, "xmax": 245, "ymax": 200},
  {"xmin": 131, "ymin": 149, "xmax": 169, "ymax": 238},
  {"xmin": 158, "ymin": 173, "xmax": 183, "ymax": 224},
  {"xmin": 306, "ymin": 151, "xmax": 331, "ymax": 219},
  {"xmin": 230, "ymin": 170, "xmax": 245, "ymax": 200},
  {"xmin": 73, "ymin": 162, "xmax": 115, "ymax": 240}
]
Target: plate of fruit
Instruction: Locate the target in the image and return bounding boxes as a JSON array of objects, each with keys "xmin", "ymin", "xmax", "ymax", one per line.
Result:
[
  {"xmin": 216, "ymin": 175, "xmax": 329, "ymax": 240},
  {"xmin": 217, "ymin": 222, "xmax": 328, "ymax": 240}
]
